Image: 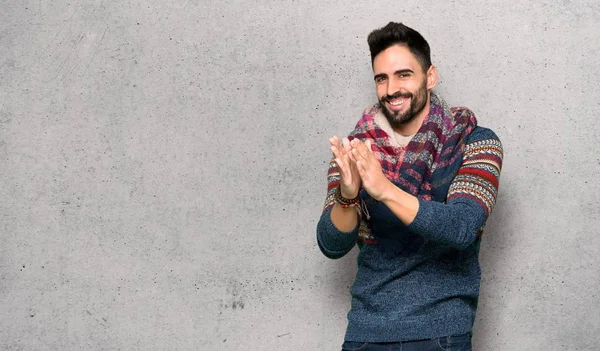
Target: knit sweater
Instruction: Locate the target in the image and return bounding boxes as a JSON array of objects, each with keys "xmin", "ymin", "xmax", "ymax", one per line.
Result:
[{"xmin": 316, "ymin": 126, "xmax": 503, "ymax": 342}]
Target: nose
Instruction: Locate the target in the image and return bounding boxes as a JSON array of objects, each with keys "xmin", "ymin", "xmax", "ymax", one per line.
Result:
[{"xmin": 386, "ymin": 76, "xmax": 401, "ymax": 97}]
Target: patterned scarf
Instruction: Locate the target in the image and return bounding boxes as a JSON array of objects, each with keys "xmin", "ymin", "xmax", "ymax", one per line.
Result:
[{"xmin": 324, "ymin": 92, "xmax": 478, "ymax": 242}]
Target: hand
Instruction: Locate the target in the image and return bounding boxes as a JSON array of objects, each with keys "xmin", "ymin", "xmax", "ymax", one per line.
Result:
[
  {"xmin": 350, "ymin": 139, "xmax": 391, "ymax": 201},
  {"xmin": 330, "ymin": 136, "xmax": 361, "ymax": 198}
]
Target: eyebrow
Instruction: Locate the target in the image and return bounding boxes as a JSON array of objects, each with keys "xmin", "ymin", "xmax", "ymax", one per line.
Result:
[
  {"xmin": 373, "ymin": 69, "xmax": 415, "ymax": 81},
  {"xmin": 395, "ymin": 69, "xmax": 414, "ymax": 75}
]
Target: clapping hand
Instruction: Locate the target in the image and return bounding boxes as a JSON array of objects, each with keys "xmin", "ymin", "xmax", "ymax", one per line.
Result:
[
  {"xmin": 349, "ymin": 138, "xmax": 390, "ymax": 201},
  {"xmin": 329, "ymin": 136, "xmax": 361, "ymax": 199}
]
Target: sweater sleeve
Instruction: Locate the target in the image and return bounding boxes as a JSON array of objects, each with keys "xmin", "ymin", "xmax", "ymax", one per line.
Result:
[
  {"xmin": 406, "ymin": 128, "xmax": 503, "ymax": 249},
  {"xmin": 315, "ymin": 159, "xmax": 360, "ymax": 259},
  {"xmin": 316, "ymin": 207, "xmax": 359, "ymax": 259}
]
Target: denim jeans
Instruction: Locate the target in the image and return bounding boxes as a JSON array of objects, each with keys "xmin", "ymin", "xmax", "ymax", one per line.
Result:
[{"xmin": 341, "ymin": 333, "xmax": 472, "ymax": 351}]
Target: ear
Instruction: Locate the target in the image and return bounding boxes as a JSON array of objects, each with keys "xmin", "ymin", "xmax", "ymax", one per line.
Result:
[{"xmin": 426, "ymin": 65, "xmax": 438, "ymax": 90}]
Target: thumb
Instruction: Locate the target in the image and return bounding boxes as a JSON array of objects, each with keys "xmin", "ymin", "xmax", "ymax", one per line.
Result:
[{"xmin": 365, "ymin": 139, "xmax": 374, "ymax": 153}]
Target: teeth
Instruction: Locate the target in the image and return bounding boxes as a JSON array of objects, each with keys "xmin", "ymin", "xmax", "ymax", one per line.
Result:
[{"xmin": 389, "ymin": 99, "xmax": 405, "ymax": 106}]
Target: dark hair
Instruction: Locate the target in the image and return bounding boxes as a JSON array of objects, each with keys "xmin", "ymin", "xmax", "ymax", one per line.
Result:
[{"xmin": 367, "ymin": 22, "xmax": 432, "ymax": 72}]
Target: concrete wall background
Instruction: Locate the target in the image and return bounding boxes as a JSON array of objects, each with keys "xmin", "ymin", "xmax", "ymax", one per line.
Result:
[{"xmin": 1, "ymin": 0, "xmax": 599, "ymax": 350}]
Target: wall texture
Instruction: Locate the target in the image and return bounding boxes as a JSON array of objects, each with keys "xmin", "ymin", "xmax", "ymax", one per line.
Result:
[{"xmin": 1, "ymin": 1, "xmax": 599, "ymax": 350}]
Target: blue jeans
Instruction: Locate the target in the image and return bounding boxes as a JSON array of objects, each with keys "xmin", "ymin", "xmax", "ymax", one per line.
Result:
[{"xmin": 341, "ymin": 333, "xmax": 472, "ymax": 351}]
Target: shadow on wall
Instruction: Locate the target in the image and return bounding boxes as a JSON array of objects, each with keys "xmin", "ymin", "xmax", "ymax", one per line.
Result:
[{"xmin": 472, "ymin": 181, "xmax": 515, "ymax": 349}]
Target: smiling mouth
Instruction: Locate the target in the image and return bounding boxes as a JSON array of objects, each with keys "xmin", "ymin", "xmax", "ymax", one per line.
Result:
[{"xmin": 386, "ymin": 96, "xmax": 410, "ymax": 111}]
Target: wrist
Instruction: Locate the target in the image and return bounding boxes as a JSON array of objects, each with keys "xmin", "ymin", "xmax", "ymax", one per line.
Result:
[
  {"xmin": 335, "ymin": 186, "xmax": 360, "ymax": 208},
  {"xmin": 376, "ymin": 179, "xmax": 395, "ymax": 202},
  {"xmin": 340, "ymin": 188, "xmax": 358, "ymax": 199}
]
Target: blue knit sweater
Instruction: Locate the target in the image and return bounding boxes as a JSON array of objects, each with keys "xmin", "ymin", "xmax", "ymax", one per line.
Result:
[{"xmin": 316, "ymin": 127, "xmax": 503, "ymax": 342}]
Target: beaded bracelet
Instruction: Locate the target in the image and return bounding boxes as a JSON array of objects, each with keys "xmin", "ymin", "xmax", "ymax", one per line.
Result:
[{"xmin": 335, "ymin": 186, "xmax": 360, "ymax": 208}]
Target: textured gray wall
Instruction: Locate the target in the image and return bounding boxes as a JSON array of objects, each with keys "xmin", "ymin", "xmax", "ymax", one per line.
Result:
[{"xmin": 1, "ymin": 1, "xmax": 599, "ymax": 350}]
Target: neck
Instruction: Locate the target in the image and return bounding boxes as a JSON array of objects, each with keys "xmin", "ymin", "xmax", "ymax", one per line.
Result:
[{"xmin": 393, "ymin": 91, "xmax": 431, "ymax": 136}]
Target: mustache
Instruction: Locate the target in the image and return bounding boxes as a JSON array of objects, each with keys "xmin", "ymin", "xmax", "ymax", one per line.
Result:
[{"xmin": 382, "ymin": 91, "xmax": 412, "ymax": 102}]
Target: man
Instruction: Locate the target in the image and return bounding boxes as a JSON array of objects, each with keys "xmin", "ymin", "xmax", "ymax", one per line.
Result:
[{"xmin": 316, "ymin": 22, "xmax": 503, "ymax": 351}]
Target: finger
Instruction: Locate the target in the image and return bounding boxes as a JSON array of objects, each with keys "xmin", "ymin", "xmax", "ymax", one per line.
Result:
[
  {"xmin": 330, "ymin": 136, "xmax": 341, "ymax": 151},
  {"xmin": 333, "ymin": 137, "xmax": 359, "ymax": 172},
  {"xmin": 350, "ymin": 147, "xmax": 361, "ymax": 162},
  {"xmin": 348, "ymin": 138, "xmax": 362, "ymax": 157},
  {"xmin": 330, "ymin": 138, "xmax": 342, "ymax": 159},
  {"xmin": 330, "ymin": 136, "xmax": 340, "ymax": 149},
  {"xmin": 342, "ymin": 138, "xmax": 352, "ymax": 153},
  {"xmin": 353, "ymin": 139, "xmax": 372, "ymax": 160},
  {"xmin": 347, "ymin": 143, "xmax": 358, "ymax": 163},
  {"xmin": 362, "ymin": 140, "xmax": 376, "ymax": 162},
  {"xmin": 350, "ymin": 138, "xmax": 369, "ymax": 158},
  {"xmin": 329, "ymin": 138, "xmax": 337, "ymax": 157},
  {"xmin": 334, "ymin": 156, "xmax": 347, "ymax": 172},
  {"xmin": 337, "ymin": 138, "xmax": 352, "ymax": 159},
  {"xmin": 331, "ymin": 138, "xmax": 348, "ymax": 155},
  {"xmin": 334, "ymin": 158, "xmax": 348, "ymax": 178},
  {"xmin": 366, "ymin": 139, "xmax": 373, "ymax": 153},
  {"xmin": 351, "ymin": 145, "xmax": 369, "ymax": 163},
  {"xmin": 355, "ymin": 159, "xmax": 367, "ymax": 178},
  {"xmin": 336, "ymin": 157, "xmax": 354, "ymax": 183},
  {"xmin": 343, "ymin": 151, "xmax": 357, "ymax": 169},
  {"xmin": 340, "ymin": 138, "xmax": 353, "ymax": 163},
  {"xmin": 331, "ymin": 145, "xmax": 345, "ymax": 162},
  {"xmin": 332, "ymin": 146, "xmax": 351, "ymax": 169},
  {"xmin": 335, "ymin": 136, "xmax": 344, "ymax": 150},
  {"xmin": 348, "ymin": 151, "xmax": 358, "ymax": 164}
]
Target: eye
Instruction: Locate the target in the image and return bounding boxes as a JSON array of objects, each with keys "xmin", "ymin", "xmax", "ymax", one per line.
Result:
[{"xmin": 375, "ymin": 76, "xmax": 387, "ymax": 83}]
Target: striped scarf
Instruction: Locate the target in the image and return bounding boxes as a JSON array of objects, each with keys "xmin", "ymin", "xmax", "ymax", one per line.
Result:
[{"xmin": 324, "ymin": 92, "xmax": 478, "ymax": 242}]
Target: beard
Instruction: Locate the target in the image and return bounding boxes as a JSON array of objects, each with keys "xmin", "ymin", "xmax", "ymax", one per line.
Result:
[{"xmin": 379, "ymin": 79, "xmax": 429, "ymax": 129}]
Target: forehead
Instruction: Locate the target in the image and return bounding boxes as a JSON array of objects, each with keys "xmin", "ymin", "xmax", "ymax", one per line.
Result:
[{"xmin": 373, "ymin": 44, "xmax": 421, "ymax": 74}]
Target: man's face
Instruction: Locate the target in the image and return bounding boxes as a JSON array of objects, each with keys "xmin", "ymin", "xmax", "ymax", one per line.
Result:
[{"xmin": 373, "ymin": 44, "xmax": 431, "ymax": 129}]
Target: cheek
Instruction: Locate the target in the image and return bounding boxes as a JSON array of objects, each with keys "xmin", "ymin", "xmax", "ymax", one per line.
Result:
[
  {"xmin": 406, "ymin": 80, "xmax": 421, "ymax": 91},
  {"xmin": 376, "ymin": 85, "xmax": 387, "ymax": 99},
  {"xmin": 405, "ymin": 83, "xmax": 424, "ymax": 98}
]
